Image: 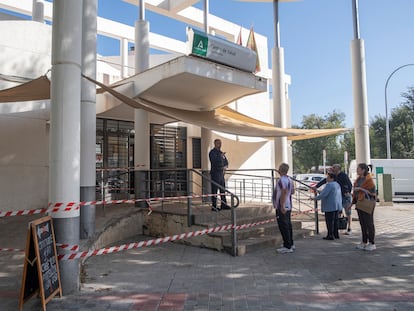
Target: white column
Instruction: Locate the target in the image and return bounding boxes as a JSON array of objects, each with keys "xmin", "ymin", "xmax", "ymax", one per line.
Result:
[
  {"xmin": 121, "ymin": 38, "xmax": 129, "ymax": 78},
  {"xmin": 32, "ymin": 0, "xmax": 44, "ymax": 23},
  {"xmin": 201, "ymin": 0, "xmax": 212, "ymax": 198},
  {"xmin": 134, "ymin": 19, "xmax": 150, "ymax": 204},
  {"xmin": 50, "ymin": 0, "xmax": 82, "ymax": 294},
  {"xmin": 201, "ymin": 127, "xmax": 212, "ymax": 200},
  {"xmin": 80, "ymin": 0, "xmax": 97, "ymax": 239},
  {"xmin": 272, "ymin": 47, "xmax": 288, "ymax": 167},
  {"xmin": 351, "ymin": 39, "xmax": 370, "ymax": 164}
]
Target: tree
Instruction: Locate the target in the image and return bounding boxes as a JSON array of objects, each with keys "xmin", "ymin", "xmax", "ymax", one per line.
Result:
[
  {"xmin": 370, "ymin": 86, "xmax": 414, "ymax": 158},
  {"xmin": 369, "ymin": 115, "xmax": 387, "ymax": 158},
  {"xmin": 292, "ymin": 110, "xmax": 349, "ymax": 173}
]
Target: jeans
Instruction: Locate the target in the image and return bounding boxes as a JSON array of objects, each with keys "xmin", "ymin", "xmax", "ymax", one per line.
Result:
[{"xmin": 211, "ymin": 175, "xmax": 227, "ymax": 208}]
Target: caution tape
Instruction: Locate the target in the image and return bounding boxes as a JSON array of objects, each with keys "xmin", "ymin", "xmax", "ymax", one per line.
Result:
[
  {"xmin": 57, "ymin": 209, "xmax": 315, "ymax": 261},
  {"xmin": 0, "ymin": 243, "xmax": 78, "ymax": 253},
  {"xmin": 0, "ymin": 207, "xmax": 315, "ymax": 254},
  {"xmin": 0, "ymin": 194, "xmax": 221, "ymax": 218},
  {"xmin": 0, "ymin": 247, "xmax": 24, "ymax": 252},
  {"xmin": 56, "ymin": 243, "xmax": 79, "ymax": 252}
]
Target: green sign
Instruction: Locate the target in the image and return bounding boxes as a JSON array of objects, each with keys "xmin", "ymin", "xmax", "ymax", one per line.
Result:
[
  {"xmin": 376, "ymin": 167, "xmax": 384, "ymax": 174},
  {"xmin": 192, "ymin": 32, "xmax": 208, "ymax": 57},
  {"xmin": 187, "ymin": 28, "xmax": 257, "ymax": 73}
]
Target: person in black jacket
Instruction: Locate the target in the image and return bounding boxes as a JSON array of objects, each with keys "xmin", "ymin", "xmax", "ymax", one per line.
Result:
[
  {"xmin": 332, "ymin": 164, "xmax": 353, "ymax": 234},
  {"xmin": 209, "ymin": 139, "xmax": 230, "ymax": 211}
]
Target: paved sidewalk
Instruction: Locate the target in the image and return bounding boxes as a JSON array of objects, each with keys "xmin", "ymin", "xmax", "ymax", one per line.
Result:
[{"xmin": 1, "ymin": 204, "xmax": 414, "ymax": 310}]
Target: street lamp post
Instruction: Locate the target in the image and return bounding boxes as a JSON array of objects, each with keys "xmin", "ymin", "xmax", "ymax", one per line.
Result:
[
  {"xmin": 351, "ymin": 0, "xmax": 371, "ymax": 165},
  {"xmin": 384, "ymin": 63, "xmax": 414, "ymax": 159}
]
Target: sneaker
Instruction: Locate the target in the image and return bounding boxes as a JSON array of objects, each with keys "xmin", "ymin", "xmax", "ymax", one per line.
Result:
[
  {"xmin": 276, "ymin": 247, "xmax": 293, "ymax": 254},
  {"xmin": 365, "ymin": 243, "xmax": 376, "ymax": 251},
  {"xmin": 345, "ymin": 229, "xmax": 352, "ymax": 235},
  {"xmin": 356, "ymin": 242, "xmax": 367, "ymax": 250},
  {"xmin": 211, "ymin": 207, "xmax": 220, "ymax": 212},
  {"xmin": 281, "ymin": 244, "xmax": 296, "ymax": 250}
]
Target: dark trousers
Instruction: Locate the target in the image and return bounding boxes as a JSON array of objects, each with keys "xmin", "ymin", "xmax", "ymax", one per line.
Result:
[
  {"xmin": 276, "ymin": 209, "xmax": 293, "ymax": 249},
  {"xmin": 211, "ymin": 177, "xmax": 227, "ymax": 208},
  {"xmin": 325, "ymin": 211, "xmax": 339, "ymax": 238},
  {"xmin": 357, "ymin": 208, "xmax": 375, "ymax": 244}
]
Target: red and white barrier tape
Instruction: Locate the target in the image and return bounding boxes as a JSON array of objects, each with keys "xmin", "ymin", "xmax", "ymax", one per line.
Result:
[
  {"xmin": 0, "ymin": 247, "xmax": 24, "ymax": 252},
  {"xmin": 57, "ymin": 210, "xmax": 315, "ymax": 261},
  {"xmin": 56, "ymin": 243, "xmax": 79, "ymax": 252},
  {"xmin": 1, "ymin": 208, "xmax": 315, "ymax": 255},
  {"xmin": 0, "ymin": 194, "xmax": 221, "ymax": 218},
  {"xmin": 0, "ymin": 243, "xmax": 78, "ymax": 253}
]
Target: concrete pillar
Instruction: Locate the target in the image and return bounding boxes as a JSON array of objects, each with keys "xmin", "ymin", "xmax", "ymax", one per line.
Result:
[
  {"xmin": 272, "ymin": 47, "xmax": 288, "ymax": 168},
  {"xmin": 134, "ymin": 16, "xmax": 150, "ymax": 206},
  {"xmin": 201, "ymin": 128, "xmax": 212, "ymax": 201},
  {"xmin": 32, "ymin": 0, "xmax": 44, "ymax": 23},
  {"xmin": 50, "ymin": 0, "xmax": 82, "ymax": 294},
  {"xmin": 351, "ymin": 39, "xmax": 371, "ymax": 164},
  {"xmin": 121, "ymin": 38, "xmax": 129, "ymax": 78},
  {"xmin": 377, "ymin": 173, "xmax": 393, "ymax": 204},
  {"xmin": 80, "ymin": 0, "xmax": 97, "ymax": 239}
]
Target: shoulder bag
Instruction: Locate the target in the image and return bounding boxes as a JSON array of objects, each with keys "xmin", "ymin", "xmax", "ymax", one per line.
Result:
[{"xmin": 356, "ymin": 195, "xmax": 375, "ymax": 214}]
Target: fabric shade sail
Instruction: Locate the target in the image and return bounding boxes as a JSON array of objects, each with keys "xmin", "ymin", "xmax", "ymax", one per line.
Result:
[
  {"xmin": 0, "ymin": 74, "xmax": 349, "ymax": 140},
  {"xmin": 85, "ymin": 75, "xmax": 349, "ymax": 140}
]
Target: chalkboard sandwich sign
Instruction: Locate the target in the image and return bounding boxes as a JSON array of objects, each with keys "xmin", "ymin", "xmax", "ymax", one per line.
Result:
[{"xmin": 19, "ymin": 216, "xmax": 62, "ymax": 311}]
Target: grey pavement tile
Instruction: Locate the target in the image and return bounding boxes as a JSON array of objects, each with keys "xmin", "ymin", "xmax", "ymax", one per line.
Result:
[{"xmin": 2, "ymin": 205, "xmax": 414, "ymax": 310}]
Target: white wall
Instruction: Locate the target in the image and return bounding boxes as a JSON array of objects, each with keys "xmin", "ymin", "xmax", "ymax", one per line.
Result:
[
  {"xmin": 0, "ymin": 20, "xmax": 51, "ymax": 211},
  {"xmin": 0, "ymin": 115, "xmax": 49, "ymax": 210}
]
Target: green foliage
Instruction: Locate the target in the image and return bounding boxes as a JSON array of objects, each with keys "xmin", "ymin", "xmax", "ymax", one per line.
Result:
[
  {"xmin": 292, "ymin": 110, "xmax": 350, "ymax": 173},
  {"xmin": 370, "ymin": 87, "xmax": 414, "ymax": 158},
  {"xmin": 292, "ymin": 86, "xmax": 414, "ymax": 172}
]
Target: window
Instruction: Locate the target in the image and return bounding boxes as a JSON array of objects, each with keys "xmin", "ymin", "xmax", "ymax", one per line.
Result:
[{"xmin": 192, "ymin": 138, "xmax": 201, "ymax": 169}]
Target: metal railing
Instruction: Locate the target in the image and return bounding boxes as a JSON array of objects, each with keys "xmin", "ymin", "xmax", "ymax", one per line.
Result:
[{"xmin": 95, "ymin": 167, "xmax": 320, "ymax": 255}]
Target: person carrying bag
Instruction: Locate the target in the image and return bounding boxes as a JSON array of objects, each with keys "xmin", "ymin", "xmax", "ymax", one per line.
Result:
[{"xmin": 352, "ymin": 163, "xmax": 377, "ymax": 251}]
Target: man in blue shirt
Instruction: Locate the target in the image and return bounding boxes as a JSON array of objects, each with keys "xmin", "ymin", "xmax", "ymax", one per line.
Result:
[{"xmin": 209, "ymin": 139, "xmax": 229, "ymax": 211}]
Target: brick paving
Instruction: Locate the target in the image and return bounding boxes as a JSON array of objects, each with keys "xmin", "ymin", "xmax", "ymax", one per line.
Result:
[{"xmin": 1, "ymin": 204, "xmax": 414, "ymax": 310}]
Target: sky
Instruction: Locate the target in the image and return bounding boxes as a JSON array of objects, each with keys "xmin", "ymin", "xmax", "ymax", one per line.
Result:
[{"xmin": 91, "ymin": 0, "xmax": 413, "ymax": 128}]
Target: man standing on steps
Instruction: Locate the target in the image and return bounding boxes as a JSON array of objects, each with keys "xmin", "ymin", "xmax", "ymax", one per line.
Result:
[
  {"xmin": 273, "ymin": 163, "xmax": 295, "ymax": 253},
  {"xmin": 209, "ymin": 139, "xmax": 230, "ymax": 211}
]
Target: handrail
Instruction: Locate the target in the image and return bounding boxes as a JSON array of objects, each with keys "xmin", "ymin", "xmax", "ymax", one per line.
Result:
[
  {"xmin": 188, "ymin": 168, "xmax": 239, "ymax": 256},
  {"xmin": 95, "ymin": 166, "xmax": 319, "ymax": 255}
]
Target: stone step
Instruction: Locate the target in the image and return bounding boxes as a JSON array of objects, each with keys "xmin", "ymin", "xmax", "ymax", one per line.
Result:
[
  {"xmin": 208, "ymin": 221, "xmax": 303, "ymax": 241},
  {"xmin": 142, "ymin": 202, "xmax": 320, "ymax": 256},
  {"xmin": 222, "ymin": 227, "xmax": 315, "ymax": 256}
]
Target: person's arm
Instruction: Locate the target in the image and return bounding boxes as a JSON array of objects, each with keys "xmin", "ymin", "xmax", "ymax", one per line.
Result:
[
  {"xmin": 315, "ymin": 183, "xmax": 331, "ymax": 200},
  {"xmin": 223, "ymin": 153, "xmax": 228, "ymax": 169},
  {"xmin": 279, "ymin": 186, "xmax": 288, "ymax": 214},
  {"xmin": 312, "ymin": 178, "xmax": 326, "ymax": 191}
]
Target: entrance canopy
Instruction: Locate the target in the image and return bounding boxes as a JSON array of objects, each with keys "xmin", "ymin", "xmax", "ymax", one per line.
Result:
[
  {"xmin": 103, "ymin": 55, "xmax": 267, "ymax": 111},
  {"xmin": 0, "ymin": 55, "xmax": 349, "ymax": 140}
]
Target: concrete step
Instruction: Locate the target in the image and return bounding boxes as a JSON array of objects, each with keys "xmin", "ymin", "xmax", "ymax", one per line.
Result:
[
  {"xmin": 222, "ymin": 227, "xmax": 315, "ymax": 256},
  {"xmin": 141, "ymin": 203, "xmax": 319, "ymax": 256},
  {"xmin": 207, "ymin": 220, "xmax": 313, "ymax": 256}
]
